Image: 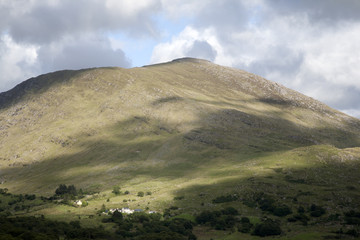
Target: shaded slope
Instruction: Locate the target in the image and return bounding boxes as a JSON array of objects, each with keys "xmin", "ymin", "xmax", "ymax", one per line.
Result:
[{"xmin": 0, "ymin": 58, "xmax": 360, "ymax": 195}]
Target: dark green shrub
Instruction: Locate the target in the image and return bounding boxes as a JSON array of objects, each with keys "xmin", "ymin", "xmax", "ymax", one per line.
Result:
[
  {"xmin": 297, "ymin": 206, "xmax": 305, "ymax": 213},
  {"xmin": 287, "ymin": 217, "xmax": 297, "ymax": 222},
  {"xmin": 257, "ymin": 196, "xmax": 275, "ymax": 212},
  {"xmin": 346, "ymin": 229, "xmax": 359, "ymax": 237},
  {"xmin": 345, "ymin": 210, "xmax": 360, "ymax": 218},
  {"xmin": 253, "ymin": 219, "xmax": 281, "ymax": 237},
  {"xmin": 294, "ymin": 213, "xmax": 310, "ymax": 225},
  {"xmin": 221, "ymin": 207, "xmax": 238, "ymax": 215},
  {"xmin": 344, "ymin": 210, "xmax": 360, "ymax": 225},
  {"xmin": 273, "ymin": 205, "xmax": 292, "ymax": 217},
  {"xmin": 239, "ymin": 217, "xmax": 253, "ymax": 233},
  {"xmin": 212, "ymin": 194, "xmax": 238, "ymax": 203},
  {"xmin": 24, "ymin": 194, "xmax": 36, "ymax": 200},
  {"xmin": 345, "ymin": 217, "xmax": 360, "ymax": 225},
  {"xmin": 174, "ymin": 196, "xmax": 184, "ymax": 200},
  {"xmin": 112, "ymin": 186, "xmax": 121, "ymax": 195},
  {"xmin": 214, "ymin": 219, "xmax": 226, "ymax": 230},
  {"xmin": 196, "ymin": 211, "xmax": 221, "ymax": 225},
  {"xmin": 137, "ymin": 192, "xmax": 144, "ymax": 197},
  {"xmin": 196, "ymin": 211, "xmax": 214, "ymax": 224},
  {"xmin": 224, "ymin": 215, "xmax": 236, "ymax": 228},
  {"xmin": 310, "ymin": 204, "xmax": 326, "ymax": 217},
  {"xmin": 327, "ymin": 214, "xmax": 340, "ymax": 221}
]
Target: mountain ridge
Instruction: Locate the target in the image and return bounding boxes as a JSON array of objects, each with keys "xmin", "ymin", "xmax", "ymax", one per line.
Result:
[{"xmin": 0, "ymin": 58, "xmax": 360, "ymax": 195}]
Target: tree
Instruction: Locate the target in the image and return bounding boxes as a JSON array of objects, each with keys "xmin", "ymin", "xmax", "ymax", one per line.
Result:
[
  {"xmin": 112, "ymin": 186, "xmax": 121, "ymax": 195},
  {"xmin": 137, "ymin": 191, "xmax": 144, "ymax": 197},
  {"xmin": 67, "ymin": 185, "xmax": 77, "ymax": 196},
  {"xmin": 55, "ymin": 184, "xmax": 77, "ymax": 196},
  {"xmin": 55, "ymin": 184, "xmax": 68, "ymax": 195},
  {"xmin": 112, "ymin": 210, "xmax": 123, "ymax": 223}
]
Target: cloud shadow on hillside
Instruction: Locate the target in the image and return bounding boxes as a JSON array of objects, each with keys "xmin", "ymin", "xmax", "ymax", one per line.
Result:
[{"xmin": 1, "ymin": 98, "xmax": 360, "ymax": 195}]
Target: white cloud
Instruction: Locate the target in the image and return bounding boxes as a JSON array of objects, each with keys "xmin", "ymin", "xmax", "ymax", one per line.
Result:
[
  {"xmin": 0, "ymin": 0, "xmax": 158, "ymax": 92},
  {"xmin": 0, "ymin": 34, "xmax": 39, "ymax": 92},
  {"xmin": 151, "ymin": 26, "xmax": 223, "ymax": 64},
  {"xmin": 151, "ymin": 0, "xmax": 360, "ymax": 118}
]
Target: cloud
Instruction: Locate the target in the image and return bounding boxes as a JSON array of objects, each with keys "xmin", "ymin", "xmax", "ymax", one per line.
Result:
[
  {"xmin": 3, "ymin": 0, "xmax": 161, "ymax": 44},
  {"xmin": 0, "ymin": 34, "xmax": 39, "ymax": 92},
  {"xmin": 186, "ymin": 40, "xmax": 217, "ymax": 61},
  {"xmin": 265, "ymin": 0, "xmax": 360, "ymax": 22},
  {"xmin": 0, "ymin": 0, "xmax": 159, "ymax": 92},
  {"xmin": 151, "ymin": 26, "xmax": 222, "ymax": 64},
  {"xmin": 152, "ymin": 0, "xmax": 360, "ymax": 118},
  {"xmin": 37, "ymin": 35, "xmax": 131, "ymax": 72}
]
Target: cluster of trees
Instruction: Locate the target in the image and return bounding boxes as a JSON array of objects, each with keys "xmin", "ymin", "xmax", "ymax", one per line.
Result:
[
  {"xmin": 55, "ymin": 184, "xmax": 78, "ymax": 196},
  {"xmin": 0, "ymin": 216, "xmax": 111, "ymax": 239},
  {"xmin": 196, "ymin": 207, "xmax": 239, "ymax": 230},
  {"xmin": 195, "ymin": 208, "xmax": 281, "ymax": 236},
  {"xmin": 3, "ymin": 185, "xmax": 359, "ymax": 239},
  {"xmin": 101, "ymin": 211, "xmax": 196, "ymax": 240},
  {"xmin": 0, "ymin": 189, "xmax": 43, "ymax": 216},
  {"xmin": 243, "ymin": 192, "xmax": 293, "ymax": 217},
  {"xmin": 212, "ymin": 192, "xmax": 292, "ymax": 217}
]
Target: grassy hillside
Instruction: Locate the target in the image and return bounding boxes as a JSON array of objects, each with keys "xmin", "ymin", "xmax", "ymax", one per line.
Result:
[{"xmin": 0, "ymin": 58, "xmax": 360, "ymax": 239}]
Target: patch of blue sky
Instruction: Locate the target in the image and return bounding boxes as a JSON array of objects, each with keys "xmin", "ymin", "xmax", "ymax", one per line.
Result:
[{"xmin": 108, "ymin": 13, "xmax": 191, "ymax": 67}]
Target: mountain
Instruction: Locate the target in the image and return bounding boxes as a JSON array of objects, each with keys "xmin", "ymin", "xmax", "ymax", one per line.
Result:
[
  {"xmin": 0, "ymin": 58, "xmax": 360, "ymax": 238},
  {"xmin": 1, "ymin": 57, "xmax": 360, "ymax": 190}
]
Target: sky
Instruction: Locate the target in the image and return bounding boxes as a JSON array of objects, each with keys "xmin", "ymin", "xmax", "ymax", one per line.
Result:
[{"xmin": 1, "ymin": 0, "xmax": 360, "ymax": 118}]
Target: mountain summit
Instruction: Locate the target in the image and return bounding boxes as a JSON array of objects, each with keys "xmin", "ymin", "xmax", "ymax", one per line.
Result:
[{"xmin": 0, "ymin": 58, "xmax": 359, "ymax": 195}]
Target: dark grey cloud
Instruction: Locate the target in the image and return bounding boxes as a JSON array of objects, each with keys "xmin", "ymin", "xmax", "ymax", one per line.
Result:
[
  {"xmin": 37, "ymin": 36, "xmax": 130, "ymax": 72},
  {"xmin": 241, "ymin": 47, "xmax": 305, "ymax": 82},
  {"xmin": 322, "ymin": 85, "xmax": 360, "ymax": 110},
  {"xmin": 193, "ymin": 0, "xmax": 251, "ymax": 31},
  {"xmin": 186, "ymin": 40, "xmax": 217, "ymax": 61},
  {"xmin": 266, "ymin": 0, "xmax": 360, "ymax": 23},
  {"xmin": 5, "ymin": 0, "xmax": 161, "ymax": 45}
]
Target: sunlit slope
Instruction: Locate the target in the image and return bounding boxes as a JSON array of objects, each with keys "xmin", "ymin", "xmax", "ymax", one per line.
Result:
[{"xmin": 0, "ymin": 58, "xmax": 359, "ymax": 196}]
